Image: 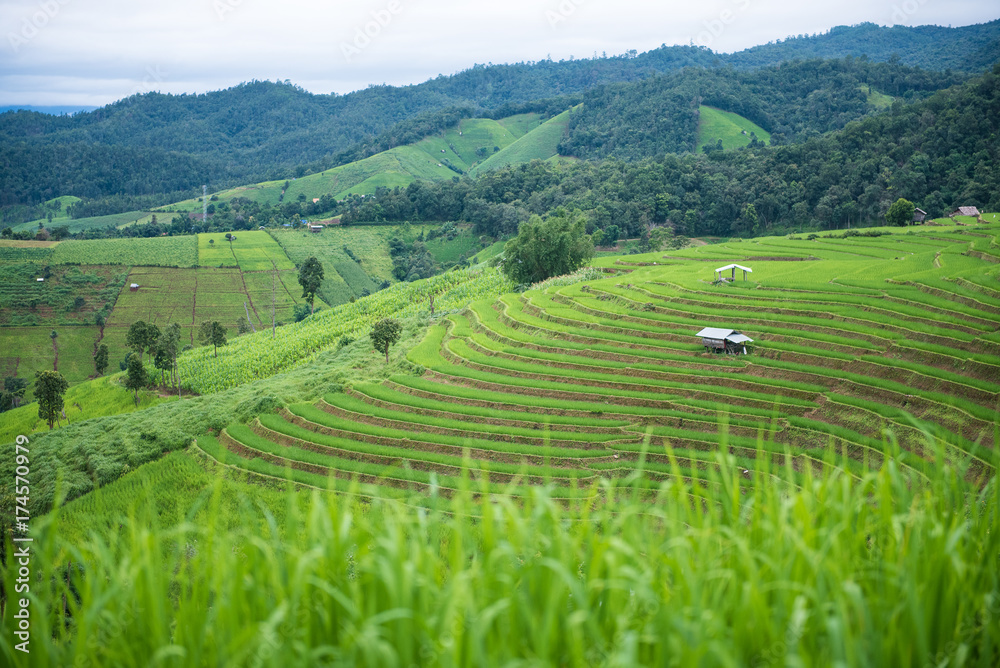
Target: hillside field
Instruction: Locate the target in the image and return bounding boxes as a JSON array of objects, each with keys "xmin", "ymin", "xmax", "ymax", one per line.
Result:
[
  {"xmin": 197, "ymin": 230, "xmax": 296, "ymax": 270},
  {"xmin": 102, "ymin": 266, "xmax": 307, "ymax": 352},
  {"xmin": 172, "ymin": 221, "xmax": 1000, "ymax": 503},
  {"xmin": 163, "ymin": 113, "xmax": 550, "ymax": 212},
  {"xmin": 696, "ymin": 105, "xmax": 771, "ymax": 152},
  {"xmin": 469, "ymin": 108, "xmax": 573, "ymax": 176},
  {"xmin": 270, "ymin": 224, "xmax": 488, "ymax": 305}
]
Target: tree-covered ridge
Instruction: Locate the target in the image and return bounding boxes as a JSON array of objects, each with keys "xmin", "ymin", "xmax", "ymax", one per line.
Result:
[
  {"xmin": 0, "ymin": 20, "xmax": 996, "ymax": 212},
  {"xmin": 725, "ymin": 20, "xmax": 1000, "ymax": 72},
  {"xmin": 341, "ymin": 66, "xmax": 1000, "ymax": 238},
  {"xmin": 559, "ymin": 58, "xmax": 966, "ymax": 159}
]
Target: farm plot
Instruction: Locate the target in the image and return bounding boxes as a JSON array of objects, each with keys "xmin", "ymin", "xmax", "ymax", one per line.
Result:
[
  {"xmin": 51, "ymin": 236, "xmax": 198, "ymax": 267},
  {"xmin": 197, "ymin": 231, "xmax": 295, "ymax": 271},
  {"xmin": 271, "ymin": 224, "xmax": 490, "ymax": 306},
  {"xmin": 103, "ymin": 266, "xmax": 294, "ymax": 353},
  {"xmin": 0, "ymin": 326, "xmax": 101, "ymax": 398},
  {"xmin": 0, "ymin": 264, "xmax": 127, "ymax": 326},
  {"xmin": 11, "ymin": 210, "xmax": 160, "ymax": 234},
  {"xmin": 0, "ymin": 240, "xmax": 57, "ymax": 263}
]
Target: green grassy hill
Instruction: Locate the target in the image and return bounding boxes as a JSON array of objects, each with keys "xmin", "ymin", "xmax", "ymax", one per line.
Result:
[
  {"xmin": 164, "ymin": 114, "xmax": 550, "ymax": 212},
  {"xmin": 469, "ymin": 108, "xmax": 574, "ymax": 176},
  {"xmin": 12, "ymin": 206, "xmax": 162, "ymax": 235},
  {"xmin": 696, "ymin": 105, "xmax": 771, "ymax": 152}
]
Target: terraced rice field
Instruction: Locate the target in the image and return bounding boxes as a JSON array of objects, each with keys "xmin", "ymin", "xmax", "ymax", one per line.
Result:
[{"xmin": 203, "ymin": 223, "xmax": 1000, "ymax": 497}]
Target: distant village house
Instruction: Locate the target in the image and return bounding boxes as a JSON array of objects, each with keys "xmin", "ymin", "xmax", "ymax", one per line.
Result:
[{"xmin": 949, "ymin": 206, "xmax": 981, "ymax": 218}]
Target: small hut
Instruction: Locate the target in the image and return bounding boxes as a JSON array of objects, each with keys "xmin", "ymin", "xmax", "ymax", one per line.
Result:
[
  {"xmin": 130, "ymin": 283, "xmax": 139, "ymax": 291},
  {"xmin": 715, "ymin": 263, "xmax": 752, "ymax": 282},
  {"xmin": 309, "ymin": 224, "xmax": 323, "ymax": 234},
  {"xmin": 696, "ymin": 327, "xmax": 753, "ymax": 354},
  {"xmin": 912, "ymin": 207, "xmax": 927, "ymax": 224},
  {"xmin": 949, "ymin": 206, "xmax": 981, "ymax": 218}
]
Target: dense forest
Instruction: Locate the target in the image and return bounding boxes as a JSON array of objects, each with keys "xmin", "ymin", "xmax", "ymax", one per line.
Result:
[
  {"xmin": 560, "ymin": 58, "xmax": 965, "ymax": 159},
  {"xmin": 0, "ymin": 20, "xmax": 997, "ymax": 217},
  {"xmin": 339, "ymin": 66, "xmax": 1000, "ymax": 238}
]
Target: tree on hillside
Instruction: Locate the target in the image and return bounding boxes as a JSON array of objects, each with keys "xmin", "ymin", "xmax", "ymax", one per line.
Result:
[
  {"xmin": 4, "ymin": 377, "xmax": 27, "ymax": 408},
  {"xmin": 35, "ymin": 370, "xmax": 69, "ymax": 430},
  {"xmin": 370, "ymin": 318, "xmax": 402, "ymax": 364},
  {"xmin": 124, "ymin": 355, "xmax": 148, "ymax": 406},
  {"xmin": 298, "ymin": 256, "xmax": 324, "ymax": 315},
  {"xmin": 162, "ymin": 322, "xmax": 183, "ymax": 398},
  {"xmin": 153, "ymin": 324, "xmax": 180, "ymax": 388},
  {"xmin": 126, "ymin": 320, "xmax": 160, "ymax": 361},
  {"xmin": 502, "ymin": 209, "xmax": 594, "ymax": 284},
  {"xmin": 198, "ymin": 320, "xmax": 228, "ymax": 357},
  {"xmin": 886, "ymin": 198, "xmax": 915, "ymax": 226},
  {"xmin": 94, "ymin": 344, "xmax": 109, "ymax": 376}
]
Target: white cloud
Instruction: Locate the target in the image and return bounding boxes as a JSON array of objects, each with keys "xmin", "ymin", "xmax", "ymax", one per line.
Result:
[{"xmin": 0, "ymin": 0, "xmax": 996, "ymax": 105}]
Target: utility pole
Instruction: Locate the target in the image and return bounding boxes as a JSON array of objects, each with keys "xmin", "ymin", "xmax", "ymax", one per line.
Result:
[{"xmin": 271, "ymin": 259, "xmax": 277, "ymax": 339}]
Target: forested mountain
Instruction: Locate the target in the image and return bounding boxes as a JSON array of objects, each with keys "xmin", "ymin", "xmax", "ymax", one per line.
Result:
[
  {"xmin": 559, "ymin": 58, "xmax": 963, "ymax": 159},
  {"xmin": 339, "ymin": 65, "xmax": 1000, "ymax": 238},
  {"xmin": 724, "ymin": 20, "xmax": 1000, "ymax": 71},
  {"xmin": 0, "ymin": 20, "xmax": 996, "ymax": 216}
]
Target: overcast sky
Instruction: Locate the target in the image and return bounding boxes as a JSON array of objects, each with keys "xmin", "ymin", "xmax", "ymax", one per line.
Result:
[{"xmin": 1, "ymin": 0, "xmax": 996, "ymax": 106}]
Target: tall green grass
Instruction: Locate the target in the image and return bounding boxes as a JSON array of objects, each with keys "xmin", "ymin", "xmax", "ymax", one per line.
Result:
[{"xmin": 3, "ymin": 442, "xmax": 996, "ymax": 666}]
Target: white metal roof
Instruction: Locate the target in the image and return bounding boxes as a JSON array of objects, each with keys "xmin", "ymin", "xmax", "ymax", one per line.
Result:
[
  {"xmin": 696, "ymin": 327, "xmax": 736, "ymax": 339},
  {"xmin": 715, "ymin": 263, "xmax": 753, "ymax": 273},
  {"xmin": 696, "ymin": 328, "xmax": 753, "ymax": 344}
]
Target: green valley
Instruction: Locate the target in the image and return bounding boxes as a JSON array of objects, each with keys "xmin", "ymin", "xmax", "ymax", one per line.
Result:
[{"xmin": 1, "ymin": 18, "xmax": 999, "ymax": 667}]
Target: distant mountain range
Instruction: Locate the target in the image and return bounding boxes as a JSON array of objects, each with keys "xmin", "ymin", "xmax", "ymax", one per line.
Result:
[
  {"xmin": 0, "ymin": 19, "xmax": 997, "ymax": 215},
  {"xmin": 0, "ymin": 105, "xmax": 97, "ymax": 116}
]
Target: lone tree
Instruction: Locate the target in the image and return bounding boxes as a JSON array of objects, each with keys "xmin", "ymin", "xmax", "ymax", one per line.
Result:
[
  {"xmin": 298, "ymin": 256, "xmax": 325, "ymax": 315},
  {"xmin": 370, "ymin": 318, "xmax": 402, "ymax": 364},
  {"xmin": 123, "ymin": 355, "xmax": 148, "ymax": 406},
  {"xmin": 35, "ymin": 370, "xmax": 69, "ymax": 430},
  {"xmin": 198, "ymin": 320, "xmax": 228, "ymax": 357},
  {"xmin": 502, "ymin": 209, "xmax": 594, "ymax": 284},
  {"xmin": 886, "ymin": 198, "xmax": 916, "ymax": 227},
  {"xmin": 126, "ymin": 320, "xmax": 160, "ymax": 361},
  {"xmin": 94, "ymin": 343, "xmax": 109, "ymax": 376}
]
